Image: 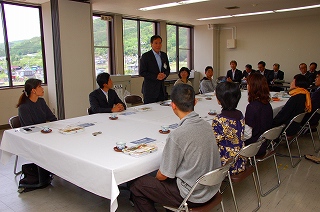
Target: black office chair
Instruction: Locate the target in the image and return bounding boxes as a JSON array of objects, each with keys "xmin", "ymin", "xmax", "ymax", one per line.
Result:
[{"xmin": 8, "ymin": 115, "xmax": 22, "ymax": 175}]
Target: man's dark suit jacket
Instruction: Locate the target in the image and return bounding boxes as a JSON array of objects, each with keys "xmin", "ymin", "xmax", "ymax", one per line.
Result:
[
  {"xmin": 273, "ymin": 70, "xmax": 284, "ymax": 80},
  {"xmin": 139, "ymin": 50, "xmax": 170, "ymax": 103},
  {"xmin": 242, "ymin": 70, "xmax": 256, "ymax": 78},
  {"xmin": 259, "ymin": 69, "xmax": 273, "ymax": 84},
  {"xmin": 226, "ymin": 69, "xmax": 242, "ymax": 83},
  {"xmin": 89, "ymin": 88, "xmax": 126, "ymax": 114},
  {"xmin": 302, "ymin": 87, "xmax": 320, "ymax": 126}
]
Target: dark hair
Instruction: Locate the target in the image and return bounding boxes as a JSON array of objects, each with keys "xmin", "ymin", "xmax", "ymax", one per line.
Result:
[
  {"xmin": 96, "ymin": 72, "xmax": 110, "ymax": 88},
  {"xmin": 247, "ymin": 73, "xmax": 270, "ymax": 104},
  {"xmin": 273, "ymin": 63, "xmax": 280, "ymax": 68},
  {"xmin": 299, "ymin": 63, "xmax": 307, "ymax": 68},
  {"xmin": 171, "ymin": 84, "xmax": 195, "ymax": 112},
  {"xmin": 178, "ymin": 67, "xmax": 190, "ymax": 79},
  {"xmin": 215, "ymin": 82, "xmax": 241, "ymax": 110},
  {"xmin": 310, "ymin": 62, "xmax": 317, "ymax": 69},
  {"xmin": 245, "ymin": 64, "xmax": 252, "ymax": 69},
  {"xmin": 205, "ymin": 66, "xmax": 213, "ymax": 73},
  {"xmin": 293, "ymin": 74, "xmax": 309, "ymax": 89},
  {"xmin": 230, "ymin": 60, "xmax": 237, "ymax": 65},
  {"xmin": 16, "ymin": 78, "xmax": 42, "ymax": 107},
  {"xmin": 150, "ymin": 35, "xmax": 162, "ymax": 43},
  {"xmin": 258, "ymin": 61, "xmax": 266, "ymax": 67}
]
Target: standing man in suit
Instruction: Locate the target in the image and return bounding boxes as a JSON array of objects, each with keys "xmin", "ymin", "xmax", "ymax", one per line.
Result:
[
  {"xmin": 139, "ymin": 35, "xmax": 170, "ymax": 104},
  {"xmin": 89, "ymin": 72, "xmax": 126, "ymax": 114},
  {"xmin": 226, "ymin": 60, "xmax": 242, "ymax": 83},
  {"xmin": 257, "ymin": 61, "xmax": 273, "ymax": 84}
]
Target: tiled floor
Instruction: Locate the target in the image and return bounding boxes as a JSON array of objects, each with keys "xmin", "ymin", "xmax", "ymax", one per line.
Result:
[{"xmin": 1, "ymin": 128, "xmax": 320, "ymax": 212}]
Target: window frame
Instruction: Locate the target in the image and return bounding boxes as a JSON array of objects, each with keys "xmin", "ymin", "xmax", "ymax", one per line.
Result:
[
  {"xmin": 166, "ymin": 24, "xmax": 193, "ymax": 73},
  {"xmin": 122, "ymin": 17, "xmax": 158, "ymax": 76},
  {"xmin": 0, "ymin": 1, "xmax": 47, "ymax": 88},
  {"xmin": 92, "ymin": 13, "xmax": 114, "ymax": 75}
]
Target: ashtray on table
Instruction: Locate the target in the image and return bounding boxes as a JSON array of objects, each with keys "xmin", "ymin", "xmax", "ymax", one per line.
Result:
[
  {"xmin": 41, "ymin": 129, "xmax": 52, "ymax": 133},
  {"xmin": 113, "ymin": 146, "xmax": 127, "ymax": 152},
  {"xmin": 159, "ymin": 130, "xmax": 170, "ymax": 134},
  {"xmin": 109, "ymin": 117, "xmax": 118, "ymax": 120}
]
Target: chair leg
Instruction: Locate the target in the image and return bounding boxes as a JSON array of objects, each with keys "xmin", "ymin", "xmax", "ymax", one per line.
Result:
[
  {"xmin": 308, "ymin": 125, "xmax": 320, "ymax": 153},
  {"xmin": 220, "ymin": 199, "xmax": 225, "ymax": 212},
  {"xmin": 251, "ymin": 171, "xmax": 261, "ymax": 212},
  {"xmin": 14, "ymin": 155, "xmax": 21, "ymax": 175},
  {"xmin": 249, "ymin": 159, "xmax": 261, "ymax": 212},
  {"xmin": 256, "ymin": 155, "xmax": 281, "ymax": 197},
  {"xmin": 227, "ymin": 172, "xmax": 239, "ymax": 212},
  {"xmin": 286, "ymin": 137, "xmax": 302, "ymax": 168}
]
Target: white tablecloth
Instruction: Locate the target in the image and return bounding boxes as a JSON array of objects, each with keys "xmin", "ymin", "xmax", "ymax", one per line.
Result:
[{"xmin": 0, "ymin": 91, "xmax": 287, "ymax": 212}]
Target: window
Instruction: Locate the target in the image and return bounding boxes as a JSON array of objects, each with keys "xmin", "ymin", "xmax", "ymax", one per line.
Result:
[
  {"xmin": 123, "ymin": 18, "xmax": 156, "ymax": 75},
  {"xmin": 92, "ymin": 15, "xmax": 113, "ymax": 76},
  {"xmin": 0, "ymin": 2, "xmax": 46, "ymax": 87},
  {"xmin": 167, "ymin": 24, "xmax": 192, "ymax": 73}
]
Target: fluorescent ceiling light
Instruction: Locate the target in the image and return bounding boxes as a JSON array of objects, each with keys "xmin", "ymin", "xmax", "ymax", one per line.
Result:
[
  {"xmin": 179, "ymin": 0, "xmax": 209, "ymax": 4},
  {"xmin": 139, "ymin": 2, "xmax": 180, "ymax": 11},
  {"xmin": 197, "ymin": 15, "xmax": 232, "ymax": 21},
  {"xmin": 275, "ymin": 4, "xmax": 320, "ymax": 12},
  {"xmin": 197, "ymin": 4, "xmax": 320, "ymax": 21},
  {"xmin": 139, "ymin": 0, "xmax": 208, "ymax": 11},
  {"xmin": 233, "ymin": 11, "xmax": 273, "ymax": 17}
]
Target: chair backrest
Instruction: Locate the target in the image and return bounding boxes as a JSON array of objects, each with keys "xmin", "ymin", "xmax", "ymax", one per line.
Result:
[
  {"xmin": 283, "ymin": 112, "xmax": 307, "ymax": 132},
  {"xmin": 179, "ymin": 162, "xmax": 232, "ymax": 209},
  {"xmin": 259, "ymin": 125, "xmax": 285, "ymax": 141},
  {"xmin": 238, "ymin": 138, "xmax": 265, "ymax": 158},
  {"xmin": 124, "ymin": 95, "xmax": 143, "ymax": 107},
  {"xmin": 87, "ymin": 107, "xmax": 93, "ymax": 115},
  {"xmin": 305, "ymin": 108, "xmax": 320, "ymax": 124},
  {"xmin": 9, "ymin": 116, "xmax": 21, "ymax": 129}
]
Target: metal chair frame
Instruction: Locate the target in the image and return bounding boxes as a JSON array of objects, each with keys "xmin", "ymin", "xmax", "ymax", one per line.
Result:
[
  {"xmin": 164, "ymin": 162, "xmax": 232, "ymax": 212},
  {"xmin": 301, "ymin": 108, "xmax": 320, "ymax": 153},
  {"xmin": 280, "ymin": 112, "xmax": 307, "ymax": 168},
  {"xmin": 8, "ymin": 115, "xmax": 22, "ymax": 175},
  {"xmin": 228, "ymin": 139, "xmax": 264, "ymax": 212},
  {"xmin": 255, "ymin": 125, "xmax": 285, "ymax": 197}
]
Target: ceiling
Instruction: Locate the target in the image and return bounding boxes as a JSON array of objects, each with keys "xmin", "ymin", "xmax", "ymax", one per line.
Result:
[{"xmin": 24, "ymin": 0, "xmax": 320, "ymax": 25}]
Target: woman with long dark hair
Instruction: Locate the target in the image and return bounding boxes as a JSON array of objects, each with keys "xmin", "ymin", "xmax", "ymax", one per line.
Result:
[
  {"xmin": 17, "ymin": 78, "xmax": 57, "ymax": 126},
  {"xmin": 245, "ymin": 73, "xmax": 273, "ymax": 156}
]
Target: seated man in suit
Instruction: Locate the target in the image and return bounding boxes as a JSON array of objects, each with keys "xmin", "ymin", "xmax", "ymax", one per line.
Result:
[
  {"xmin": 89, "ymin": 72, "xmax": 126, "ymax": 114},
  {"xmin": 242, "ymin": 64, "xmax": 255, "ymax": 80},
  {"xmin": 257, "ymin": 61, "xmax": 273, "ymax": 84},
  {"xmin": 226, "ymin": 60, "xmax": 242, "ymax": 83},
  {"xmin": 270, "ymin": 63, "xmax": 285, "ymax": 91},
  {"xmin": 299, "ymin": 63, "xmax": 310, "ymax": 83},
  {"xmin": 308, "ymin": 62, "xmax": 318, "ymax": 86}
]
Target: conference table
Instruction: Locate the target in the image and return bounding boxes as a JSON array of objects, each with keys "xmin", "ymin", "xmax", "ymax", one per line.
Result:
[{"xmin": 0, "ymin": 91, "xmax": 287, "ymax": 212}]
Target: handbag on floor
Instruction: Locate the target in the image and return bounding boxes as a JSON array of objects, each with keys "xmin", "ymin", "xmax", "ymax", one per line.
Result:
[{"xmin": 18, "ymin": 163, "xmax": 53, "ymax": 193}]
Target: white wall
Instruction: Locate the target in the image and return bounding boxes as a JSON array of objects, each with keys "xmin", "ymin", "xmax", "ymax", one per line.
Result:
[
  {"xmin": 58, "ymin": 0, "xmax": 95, "ymax": 118},
  {"xmin": 218, "ymin": 14, "xmax": 320, "ymax": 82},
  {"xmin": 194, "ymin": 14, "xmax": 320, "ymax": 82}
]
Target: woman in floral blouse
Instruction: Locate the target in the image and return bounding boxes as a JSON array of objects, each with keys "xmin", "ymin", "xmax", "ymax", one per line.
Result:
[{"xmin": 212, "ymin": 82, "xmax": 247, "ymax": 175}]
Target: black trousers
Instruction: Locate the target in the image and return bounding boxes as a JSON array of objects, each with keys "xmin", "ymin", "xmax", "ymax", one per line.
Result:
[{"xmin": 130, "ymin": 175, "xmax": 205, "ymax": 212}]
